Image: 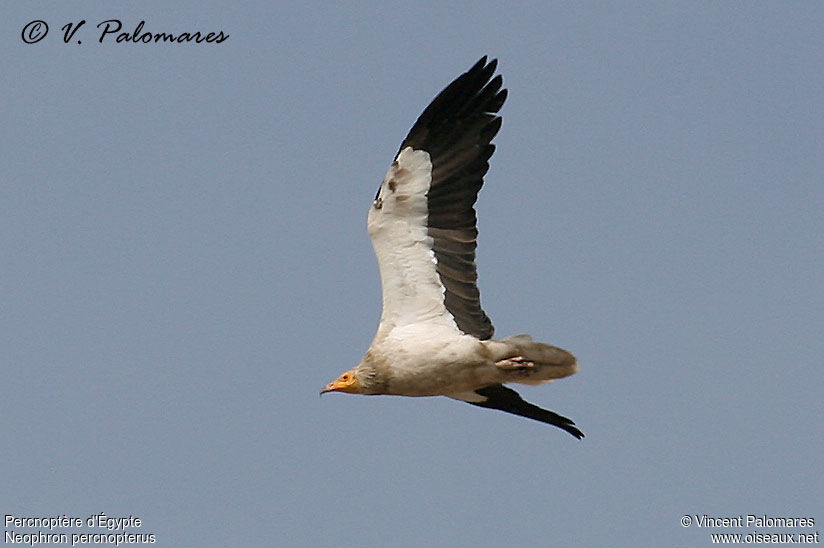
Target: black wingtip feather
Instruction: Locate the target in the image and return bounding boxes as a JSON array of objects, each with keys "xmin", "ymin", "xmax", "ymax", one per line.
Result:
[
  {"xmin": 468, "ymin": 385, "xmax": 585, "ymax": 439},
  {"xmin": 398, "ymin": 57, "xmax": 505, "ymax": 154}
]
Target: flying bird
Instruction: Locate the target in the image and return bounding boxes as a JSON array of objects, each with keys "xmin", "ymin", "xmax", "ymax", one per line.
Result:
[{"xmin": 322, "ymin": 57, "xmax": 583, "ymax": 438}]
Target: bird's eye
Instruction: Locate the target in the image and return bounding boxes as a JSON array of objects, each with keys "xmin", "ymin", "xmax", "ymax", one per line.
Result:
[{"xmin": 341, "ymin": 374, "xmax": 349, "ymax": 381}]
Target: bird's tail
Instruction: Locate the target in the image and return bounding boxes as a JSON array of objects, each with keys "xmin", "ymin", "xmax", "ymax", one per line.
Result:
[{"xmin": 500, "ymin": 334, "xmax": 579, "ymax": 385}]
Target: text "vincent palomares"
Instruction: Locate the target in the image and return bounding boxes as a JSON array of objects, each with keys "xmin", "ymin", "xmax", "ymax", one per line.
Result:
[
  {"xmin": 691, "ymin": 514, "xmax": 815, "ymax": 528},
  {"xmin": 54, "ymin": 19, "xmax": 228, "ymax": 44}
]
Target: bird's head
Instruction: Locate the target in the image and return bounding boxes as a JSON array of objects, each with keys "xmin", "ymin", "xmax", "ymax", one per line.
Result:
[{"xmin": 320, "ymin": 363, "xmax": 383, "ymax": 395}]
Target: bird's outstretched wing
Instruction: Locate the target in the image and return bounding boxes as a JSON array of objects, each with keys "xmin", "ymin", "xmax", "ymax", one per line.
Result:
[
  {"xmin": 367, "ymin": 57, "xmax": 506, "ymax": 340},
  {"xmin": 467, "ymin": 385, "xmax": 585, "ymax": 439}
]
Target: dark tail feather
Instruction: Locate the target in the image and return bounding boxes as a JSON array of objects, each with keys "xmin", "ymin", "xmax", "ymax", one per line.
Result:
[{"xmin": 468, "ymin": 384, "xmax": 584, "ymax": 439}]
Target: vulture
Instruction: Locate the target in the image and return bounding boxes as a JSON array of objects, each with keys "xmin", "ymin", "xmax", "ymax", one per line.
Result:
[{"xmin": 322, "ymin": 57, "xmax": 583, "ymax": 438}]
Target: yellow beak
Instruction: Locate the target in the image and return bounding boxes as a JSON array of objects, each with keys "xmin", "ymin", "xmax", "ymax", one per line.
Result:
[{"xmin": 320, "ymin": 371, "xmax": 360, "ymax": 395}]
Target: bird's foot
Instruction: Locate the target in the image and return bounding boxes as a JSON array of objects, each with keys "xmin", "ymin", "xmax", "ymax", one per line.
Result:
[{"xmin": 495, "ymin": 356, "xmax": 535, "ymax": 371}]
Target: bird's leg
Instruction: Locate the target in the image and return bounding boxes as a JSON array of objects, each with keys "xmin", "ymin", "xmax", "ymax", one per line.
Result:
[{"xmin": 494, "ymin": 356, "xmax": 535, "ymax": 371}]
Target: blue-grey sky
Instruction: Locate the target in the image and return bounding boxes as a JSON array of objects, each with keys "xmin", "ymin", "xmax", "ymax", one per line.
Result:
[{"xmin": 3, "ymin": 3, "xmax": 822, "ymax": 547}]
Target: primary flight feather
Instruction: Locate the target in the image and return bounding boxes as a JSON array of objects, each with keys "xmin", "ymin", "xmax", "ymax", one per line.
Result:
[{"xmin": 322, "ymin": 57, "xmax": 583, "ymax": 438}]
